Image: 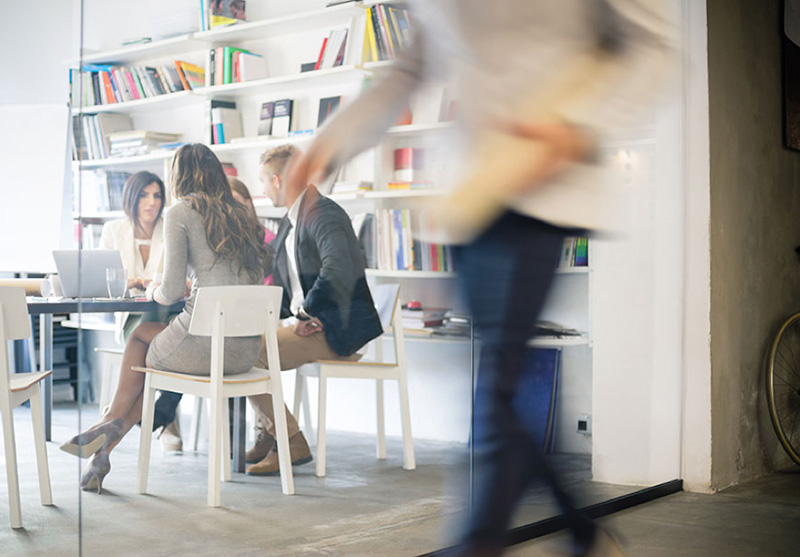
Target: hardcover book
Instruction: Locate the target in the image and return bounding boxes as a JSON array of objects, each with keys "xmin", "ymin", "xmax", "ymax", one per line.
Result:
[
  {"xmin": 257, "ymin": 101, "xmax": 274, "ymax": 136},
  {"xmin": 210, "ymin": 0, "xmax": 246, "ymax": 29},
  {"xmin": 317, "ymin": 96, "xmax": 341, "ymax": 127},
  {"xmin": 271, "ymin": 99, "xmax": 294, "ymax": 138}
]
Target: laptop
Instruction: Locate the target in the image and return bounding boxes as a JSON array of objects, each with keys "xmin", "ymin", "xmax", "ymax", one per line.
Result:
[{"xmin": 52, "ymin": 249, "xmax": 125, "ymax": 298}]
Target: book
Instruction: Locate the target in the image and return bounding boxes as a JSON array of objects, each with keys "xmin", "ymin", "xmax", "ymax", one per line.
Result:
[
  {"xmin": 318, "ymin": 96, "xmax": 341, "ymax": 127},
  {"xmin": 176, "ymin": 61, "xmax": 206, "ymax": 90},
  {"xmin": 314, "ymin": 37, "xmax": 328, "ymax": 71},
  {"xmin": 271, "ymin": 99, "xmax": 293, "ymax": 137},
  {"xmin": 211, "ymin": 106, "xmax": 243, "ymax": 144},
  {"xmin": 210, "ymin": 0, "xmax": 246, "ymax": 28},
  {"xmin": 343, "ymin": 13, "xmax": 367, "ymax": 66},
  {"xmin": 236, "ymin": 51, "xmax": 268, "ymax": 82},
  {"xmin": 95, "ymin": 113, "xmax": 133, "ymax": 158},
  {"xmin": 257, "ymin": 101, "xmax": 274, "ymax": 136},
  {"xmin": 332, "ymin": 180, "xmax": 372, "ymax": 194},
  {"xmin": 394, "ymin": 147, "xmax": 424, "ymax": 182},
  {"xmin": 222, "ymin": 46, "xmax": 249, "ymax": 84},
  {"xmin": 204, "ymin": 99, "xmax": 236, "ymax": 144}
]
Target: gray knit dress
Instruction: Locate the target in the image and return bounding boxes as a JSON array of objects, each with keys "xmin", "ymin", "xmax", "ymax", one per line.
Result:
[{"xmin": 145, "ymin": 201, "xmax": 263, "ymax": 375}]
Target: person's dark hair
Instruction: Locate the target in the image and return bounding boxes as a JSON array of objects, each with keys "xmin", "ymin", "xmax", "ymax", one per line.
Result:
[
  {"xmin": 228, "ymin": 177, "xmax": 258, "ymax": 220},
  {"xmin": 121, "ymin": 171, "xmax": 165, "ymax": 232},
  {"xmin": 170, "ymin": 144, "xmax": 270, "ymax": 281}
]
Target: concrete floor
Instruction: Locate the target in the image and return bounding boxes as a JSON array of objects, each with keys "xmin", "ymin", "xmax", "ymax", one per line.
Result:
[{"xmin": 1, "ymin": 403, "xmax": 799, "ymax": 556}]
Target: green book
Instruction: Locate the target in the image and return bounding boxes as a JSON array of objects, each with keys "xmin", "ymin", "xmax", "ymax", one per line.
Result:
[{"xmin": 223, "ymin": 46, "xmax": 249, "ymax": 84}]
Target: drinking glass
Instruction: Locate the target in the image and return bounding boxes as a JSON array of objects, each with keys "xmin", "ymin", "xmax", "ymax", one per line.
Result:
[{"xmin": 106, "ymin": 268, "xmax": 127, "ymax": 299}]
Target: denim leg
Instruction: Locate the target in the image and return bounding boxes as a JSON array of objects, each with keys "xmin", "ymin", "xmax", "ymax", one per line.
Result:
[{"xmin": 455, "ymin": 213, "xmax": 594, "ymax": 553}]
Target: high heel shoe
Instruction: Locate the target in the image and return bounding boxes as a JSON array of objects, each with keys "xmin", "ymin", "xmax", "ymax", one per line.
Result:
[
  {"xmin": 60, "ymin": 419, "xmax": 124, "ymax": 458},
  {"xmin": 80, "ymin": 452, "xmax": 111, "ymax": 494}
]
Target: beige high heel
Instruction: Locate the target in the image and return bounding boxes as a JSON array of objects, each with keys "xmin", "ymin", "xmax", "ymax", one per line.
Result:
[
  {"xmin": 80, "ymin": 452, "xmax": 111, "ymax": 494},
  {"xmin": 60, "ymin": 419, "xmax": 124, "ymax": 458}
]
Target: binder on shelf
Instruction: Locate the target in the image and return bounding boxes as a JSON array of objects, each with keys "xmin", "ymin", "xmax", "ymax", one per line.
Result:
[
  {"xmin": 271, "ymin": 99, "xmax": 294, "ymax": 138},
  {"xmin": 204, "ymin": 99, "xmax": 237, "ymax": 144},
  {"xmin": 318, "ymin": 96, "xmax": 341, "ymax": 127},
  {"xmin": 257, "ymin": 101, "xmax": 274, "ymax": 136},
  {"xmin": 211, "ymin": 106, "xmax": 243, "ymax": 144}
]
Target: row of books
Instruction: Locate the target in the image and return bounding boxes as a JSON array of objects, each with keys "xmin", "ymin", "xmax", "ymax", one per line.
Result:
[
  {"xmin": 205, "ymin": 47, "xmax": 267, "ymax": 87},
  {"xmin": 72, "ymin": 113, "xmax": 131, "ymax": 160},
  {"xmin": 360, "ymin": 3, "xmax": 412, "ymax": 63},
  {"xmin": 363, "ymin": 209, "xmax": 455, "ymax": 273},
  {"xmin": 72, "ymin": 169, "xmax": 131, "ymax": 214},
  {"xmin": 71, "ymin": 62, "xmax": 205, "ymax": 108},
  {"xmin": 557, "ymin": 237, "xmax": 589, "ymax": 269}
]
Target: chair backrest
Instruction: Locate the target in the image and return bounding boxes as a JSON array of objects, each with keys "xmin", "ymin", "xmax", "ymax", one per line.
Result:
[
  {"xmin": 189, "ymin": 285, "xmax": 283, "ymax": 337},
  {"xmin": 0, "ymin": 286, "xmax": 31, "ymax": 341},
  {"xmin": 371, "ymin": 283, "xmax": 400, "ymax": 330}
]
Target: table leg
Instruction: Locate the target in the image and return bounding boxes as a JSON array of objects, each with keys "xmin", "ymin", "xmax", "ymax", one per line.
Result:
[
  {"xmin": 39, "ymin": 314, "xmax": 53, "ymax": 441},
  {"xmin": 233, "ymin": 397, "xmax": 247, "ymax": 473}
]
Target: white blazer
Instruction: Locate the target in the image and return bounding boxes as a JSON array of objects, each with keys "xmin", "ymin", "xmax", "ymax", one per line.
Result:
[{"xmin": 99, "ymin": 217, "xmax": 165, "ymax": 344}]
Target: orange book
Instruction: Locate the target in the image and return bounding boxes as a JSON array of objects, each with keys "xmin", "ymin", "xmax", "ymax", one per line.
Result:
[
  {"xmin": 174, "ymin": 61, "xmax": 191, "ymax": 90},
  {"xmin": 100, "ymin": 71, "xmax": 116, "ymax": 104}
]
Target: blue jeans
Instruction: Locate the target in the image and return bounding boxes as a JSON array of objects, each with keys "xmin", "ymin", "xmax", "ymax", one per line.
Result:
[{"xmin": 454, "ymin": 212, "xmax": 595, "ymax": 554}]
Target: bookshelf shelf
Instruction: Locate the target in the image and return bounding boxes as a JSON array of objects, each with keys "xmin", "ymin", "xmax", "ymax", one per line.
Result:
[
  {"xmin": 193, "ymin": 4, "xmax": 365, "ymax": 45},
  {"xmin": 195, "ymin": 65, "xmax": 368, "ymax": 98},
  {"xmin": 72, "ymin": 210, "xmax": 125, "ymax": 221},
  {"xmin": 73, "ymin": 151, "xmax": 174, "ymax": 169},
  {"xmin": 555, "ymin": 267, "xmax": 590, "ymax": 275},
  {"xmin": 210, "ymin": 134, "xmax": 315, "ymax": 155},
  {"xmin": 385, "ymin": 122, "xmax": 454, "ymax": 136},
  {"xmin": 366, "ymin": 269, "xmax": 457, "ymax": 279},
  {"xmin": 72, "ymin": 34, "xmax": 202, "ymax": 67},
  {"xmin": 77, "ymin": 90, "xmax": 199, "ymax": 114},
  {"xmin": 329, "ymin": 188, "xmax": 443, "ymax": 201},
  {"xmin": 527, "ymin": 336, "xmax": 590, "ymax": 348},
  {"xmin": 361, "ymin": 60, "xmax": 395, "ymax": 72}
]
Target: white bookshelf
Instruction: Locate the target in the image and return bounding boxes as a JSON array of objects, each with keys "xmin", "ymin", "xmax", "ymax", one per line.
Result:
[
  {"xmin": 193, "ymin": 3, "xmax": 364, "ymax": 44},
  {"xmin": 195, "ymin": 65, "xmax": 368, "ymax": 98},
  {"xmin": 73, "ymin": 34, "xmax": 202, "ymax": 67},
  {"xmin": 77, "ymin": 90, "xmax": 198, "ymax": 115}
]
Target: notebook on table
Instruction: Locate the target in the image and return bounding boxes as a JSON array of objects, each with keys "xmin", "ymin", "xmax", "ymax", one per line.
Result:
[{"xmin": 52, "ymin": 249, "xmax": 125, "ymax": 298}]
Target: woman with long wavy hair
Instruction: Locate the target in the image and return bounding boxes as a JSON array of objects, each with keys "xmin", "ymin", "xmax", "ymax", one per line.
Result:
[{"xmin": 60, "ymin": 144, "xmax": 272, "ymax": 493}]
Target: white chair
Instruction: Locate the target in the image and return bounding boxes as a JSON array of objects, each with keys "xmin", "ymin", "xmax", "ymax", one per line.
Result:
[
  {"xmin": 134, "ymin": 285, "xmax": 294, "ymax": 507},
  {"xmin": 294, "ymin": 283, "xmax": 415, "ymax": 477},
  {"xmin": 0, "ymin": 287, "xmax": 53, "ymax": 528}
]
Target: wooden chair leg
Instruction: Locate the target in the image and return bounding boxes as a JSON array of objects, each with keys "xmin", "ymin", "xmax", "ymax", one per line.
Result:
[
  {"xmin": 315, "ymin": 374, "xmax": 328, "ymax": 478},
  {"xmin": 292, "ymin": 370, "xmax": 303, "ymax": 418},
  {"xmin": 1, "ymin": 395, "xmax": 22, "ymax": 528},
  {"xmin": 137, "ymin": 374, "xmax": 157, "ymax": 494},
  {"xmin": 376, "ymin": 379, "xmax": 386, "ymax": 460},
  {"xmin": 29, "ymin": 387, "xmax": 52, "ymax": 506},
  {"xmin": 397, "ymin": 374, "xmax": 415, "ymax": 471}
]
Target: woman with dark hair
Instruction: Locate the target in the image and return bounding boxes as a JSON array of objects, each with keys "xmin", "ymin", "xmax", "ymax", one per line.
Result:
[
  {"xmin": 98, "ymin": 171, "xmax": 185, "ymax": 452},
  {"xmin": 62, "ymin": 144, "xmax": 271, "ymax": 493}
]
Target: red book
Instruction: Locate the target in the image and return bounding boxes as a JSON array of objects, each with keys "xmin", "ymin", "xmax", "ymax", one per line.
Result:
[{"xmin": 314, "ymin": 38, "xmax": 328, "ymax": 71}]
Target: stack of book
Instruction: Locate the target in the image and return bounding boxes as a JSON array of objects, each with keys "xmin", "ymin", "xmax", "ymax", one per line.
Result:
[
  {"xmin": 107, "ymin": 130, "xmax": 181, "ymax": 157},
  {"xmin": 402, "ymin": 306, "xmax": 448, "ymax": 333},
  {"xmin": 70, "ymin": 62, "xmax": 203, "ymax": 108},
  {"xmin": 432, "ymin": 311, "xmax": 472, "ymax": 338},
  {"xmin": 556, "ymin": 237, "xmax": 589, "ymax": 269}
]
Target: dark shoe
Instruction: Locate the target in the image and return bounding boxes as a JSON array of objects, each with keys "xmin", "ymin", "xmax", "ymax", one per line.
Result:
[
  {"xmin": 578, "ymin": 527, "xmax": 626, "ymax": 557},
  {"xmin": 245, "ymin": 426, "xmax": 275, "ymax": 464},
  {"xmin": 158, "ymin": 418, "xmax": 183, "ymax": 453},
  {"xmin": 80, "ymin": 451, "xmax": 111, "ymax": 494},
  {"xmin": 246, "ymin": 432, "xmax": 312, "ymax": 476},
  {"xmin": 60, "ymin": 419, "xmax": 124, "ymax": 459}
]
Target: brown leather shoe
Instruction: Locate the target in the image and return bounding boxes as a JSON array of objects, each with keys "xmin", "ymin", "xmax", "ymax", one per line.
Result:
[
  {"xmin": 245, "ymin": 426, "xmax": 275, "ymax": 464},
  {"xmin": 246, "ymin": 432, "xmax": 313, "ymax": 476}
]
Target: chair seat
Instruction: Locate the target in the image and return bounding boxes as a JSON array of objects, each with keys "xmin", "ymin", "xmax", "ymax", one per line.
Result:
[
  {"xmin": 9, "ymin": 371, "xmax": 52, "ymax": 393},
  {"xmin": 315, "ymin": 359, "xmax": 397, "ymax": 367},
  {"xmin": 94, "ymin": 347, "xmax": 124, "ymax": 356},
  {"xmin": 132, "ymin": 365, "xmax": 271, "ymax": 384}
]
